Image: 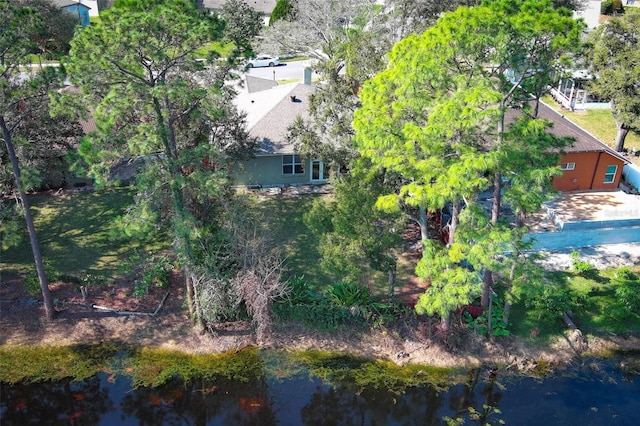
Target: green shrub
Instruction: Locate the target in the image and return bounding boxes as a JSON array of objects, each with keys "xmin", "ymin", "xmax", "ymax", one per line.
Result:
[
  {"xmin": 570, "ymin": 251, "xmax": 597, "ymax": 277},
  {"xmin": 327, "ymin": 282, "xmax": 372, "ymax": 307},
  {"xmin": 286, "ymin": 275, "xmax": 319, "ymax": 304},
  {"xmin": 24, "ymin": 263, "xmax": 62, "ymax": 296},
  {"xmin": 83, "ymin": 273, "xmax": 106, "ymax": 287},
  {"xmin": 24, "ymin": 273, "xmax": 41, "ymax": 297},
  {"xmin": 269, "ymin": 0, "xmax": 293, "ymax": 26},
  {"xmin": 464, "ymin": 298, "xmax": 509, "ymax": 337},
  {"xmin": 524, "ymin": 282, "xmax": 584, "ymax": 321},
  {"xmin": 614, "ymin": 278, "xmax": 640, "ymax": 315},
  {"xmin": 615, "ymin": 266, "xmax": 638, "ymax": 281},
  {"xmin": 274, "ymin": 301, "xmax": 358, "ymax": 331},
  {"xmin": 133, "ymin": 255, "xmax": 172, "ymax": 297},
  {"xmin": 601, "ymin": 0, "xmax": 624, "ymax": 15}
]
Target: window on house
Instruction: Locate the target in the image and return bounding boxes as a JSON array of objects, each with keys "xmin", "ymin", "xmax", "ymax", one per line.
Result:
[
  {"xmin": 560, "ymin": 162, "xmax": 575, "ymax": 171},
  {"xmin": 603, "ymin": 165, "xmax": 618, "ymax": 184},
  {"xmin": 283, "ymin": 154, "xmax": 304, "ymax": 175}
]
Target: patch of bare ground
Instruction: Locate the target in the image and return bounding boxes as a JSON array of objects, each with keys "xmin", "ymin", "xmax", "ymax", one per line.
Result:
[{"xmin": 2, "ymin": 268, "xmax": 638, "ymax": 372}]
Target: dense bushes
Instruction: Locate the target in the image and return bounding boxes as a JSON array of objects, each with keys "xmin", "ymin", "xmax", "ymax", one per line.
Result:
[
  {"xmin": 601, "ymin": 0, "xmax": 624, "ymax": 15},
  {"xmin": 613, "ymin": 267, "xmax": 640, "ymax": 317},
  {"xmin": 274, "ymin": 277, "xmax": 410, "ymax": 331}
]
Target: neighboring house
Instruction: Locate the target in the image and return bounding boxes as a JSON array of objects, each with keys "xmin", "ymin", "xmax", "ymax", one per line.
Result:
[
  {"xmin": 549, "ymin": 70, "xmax": 610, "ymax": 111},
  {"xmin": 537, "ymin": 101, "xmax": 629, "ymax": 192},
  {"xmin": 232, "ymin": 77, "xmax": 330, "ymax": 187},
  {"xmin": 574, "ymin": 1, "xmax": 602, "ymax": 30},
  {"xmin": 51, "ymin": 0, "xmax": 92, "ymax": 26},
  {"xmin": 199, "ymin": 0, "xmax": 277, "ymax": 23},
  {"xmin": 81, "ymin": 0, "xmax": 99, "ymax": 18}
]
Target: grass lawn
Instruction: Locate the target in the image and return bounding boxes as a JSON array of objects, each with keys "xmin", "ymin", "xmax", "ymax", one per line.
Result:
[
  {"xmin": 280, "ymin": 55, "xmax": 310, "ymax": 63},
  {"xmin": 254, "ymin": 194, "xmax": 401, "ymax": 295},
  {"xmin": 1, "ymin": 188, "xmax": 168, "ymax": 281},
  {"xmin": 195, "ymin": 42, "xmax": 236, "ymax": 59},
  {"xmin": 509, "ymin": 265, "xmax": 640, "ymax": 343},
  {"xmin": 253, "ymin": 195, "xmax": 336, "ymax": 288},
  {"xmin": 542, "ymin": 95, "xmax": 640, "ymax": 154}
]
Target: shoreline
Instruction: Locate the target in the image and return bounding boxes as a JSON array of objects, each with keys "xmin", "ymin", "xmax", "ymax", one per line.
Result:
[{"xmin": 2, "ymin": 306, "xmax": 640, "ymax": 375}]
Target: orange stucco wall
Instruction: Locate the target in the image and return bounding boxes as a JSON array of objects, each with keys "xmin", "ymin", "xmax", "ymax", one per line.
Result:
[{"xmin": 553, "ymin": 152, "xmax": 625, "ymax": 191}]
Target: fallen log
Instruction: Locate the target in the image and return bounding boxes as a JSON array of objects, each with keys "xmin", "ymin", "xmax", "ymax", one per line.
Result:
[
  {"xmin": 60, "ymin": 290, "xmax": 170, "ymax": 317},
  {"xmin": 153, "ymin": 290, "xmax": 170, "ymax": 316},
  {"xmin": 92, "ymin": 304, "xmax": 154, "ymax": 316}
]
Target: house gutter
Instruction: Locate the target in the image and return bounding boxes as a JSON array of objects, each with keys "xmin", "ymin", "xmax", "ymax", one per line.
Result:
[{"xmin": 589, "ymin": 151, "xmax": 602, "ymax": 190}]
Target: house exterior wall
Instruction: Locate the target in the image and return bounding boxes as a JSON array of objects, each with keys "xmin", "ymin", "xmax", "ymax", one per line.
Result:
[
  {"xmin": 553, "ymin": 152, "xmax": 625, "ymax": 191},
  {"xmin": 62, "ymin": 4, "xmax": 91, "ymax": 26},
  {"xmin": 82, "ymin": 1, "xmax": 99, "ymax": 17},
  {"xmin": 232, "ymin": 155, "xmax": 312, "ymax": 187}
]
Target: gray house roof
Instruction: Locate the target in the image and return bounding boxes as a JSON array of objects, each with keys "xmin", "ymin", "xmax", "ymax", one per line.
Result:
[
  {"xmin": 51, "ymin": 0, "xmax": 91, "ymax": 9},
  {"xmin": 201, "ymin": 0, "xmax": 277, "ymax": 14},
  {"xmin": 537, "ymin": 101, "xmax": 628, "ymax": 163},
  {"xmin": 235, "ymin": 81, "xmax": 315, "ymax": 155}
]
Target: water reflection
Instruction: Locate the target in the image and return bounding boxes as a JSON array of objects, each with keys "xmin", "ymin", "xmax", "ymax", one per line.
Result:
[
  {"xmin": 1, "ymin": 355, "xmax": 639, "ymax": 425},
  {"xmin": 1, "ymin": 375, "xmax": 110, "ymax": 425}
]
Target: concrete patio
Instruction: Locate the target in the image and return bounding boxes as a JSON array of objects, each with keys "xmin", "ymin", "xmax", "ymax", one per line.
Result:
[{"xmin": 525, "ymin": 190, "xmax": 640, "ymax": 250}]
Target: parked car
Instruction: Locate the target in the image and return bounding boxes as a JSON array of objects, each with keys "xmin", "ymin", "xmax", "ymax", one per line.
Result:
[{"xmin": 246, "ymin": 56, "xmax": 281, "ymax": 68}]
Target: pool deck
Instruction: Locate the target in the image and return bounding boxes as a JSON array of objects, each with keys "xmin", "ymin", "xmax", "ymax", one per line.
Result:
[{"xmin": 526, "ymin": 190, "xmax": 640, "ymax": 233}]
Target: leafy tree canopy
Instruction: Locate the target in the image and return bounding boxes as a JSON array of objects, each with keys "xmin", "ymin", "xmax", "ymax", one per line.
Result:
[
  {"xmin": 587, "ymin": 7, "xmax": 640, "ymax": 152},
  {"xmin": 353, "ymin": 0, "xmax": 582, "ymax": 326},
  {"xmin": 59, "ymin": 0, "xmax": 260, "ymax": 326},
  {"xmin": 269, "ymin": 0, "xmax": 294, "ymax": 26},
  {"xmin": 14, "ymin": 0, "xmax": 78, "ymax": 58},
  {"xmin": 222, "ymin": 0, "xmax": 263, "ymax": 56}
]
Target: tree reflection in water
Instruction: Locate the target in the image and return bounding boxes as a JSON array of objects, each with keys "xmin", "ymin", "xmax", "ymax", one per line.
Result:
[
  {"xmin": 1, "ymin": 376, "xmax": 110, "ymax": 425},
  {"xmin": 2, "ymin": 357, "xmax": 640, "ymax": 425}
]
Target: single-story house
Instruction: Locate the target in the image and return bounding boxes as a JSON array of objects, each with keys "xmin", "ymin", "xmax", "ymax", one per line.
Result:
[
  {"xmin": 200, "ymin": 0, "xmax": 277, "ymax": 24},
  {"xmin": 537, "ymin": 101, "xmax": 629, "ymax": 192},
  {"xmin": 51, "ymin": 0, "xmax": 92, "ymax": 26},
  {"xmin": 232, "ymin": 78, "xmax": 330, "ymax": 187}
]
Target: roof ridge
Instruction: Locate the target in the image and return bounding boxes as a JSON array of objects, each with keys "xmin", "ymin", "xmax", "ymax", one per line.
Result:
[{"xmin": 539, "ymin": 99, "xmax": 628, "ymax": 164}]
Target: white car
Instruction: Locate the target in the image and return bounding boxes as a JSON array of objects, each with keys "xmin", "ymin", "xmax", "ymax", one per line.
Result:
[{"xmin": 246, "ymin": 56, "xmax": 281, "ymax": 68}]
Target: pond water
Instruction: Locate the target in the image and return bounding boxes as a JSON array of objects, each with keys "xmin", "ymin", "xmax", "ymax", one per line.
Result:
[{"xmin": 1, "ymin": 352, "xmax": 639, "ymax": 425}]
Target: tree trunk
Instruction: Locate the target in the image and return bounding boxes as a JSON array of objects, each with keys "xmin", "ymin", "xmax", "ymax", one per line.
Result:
[
  {"xmin": 448, "ymin": 200, "xmax": 459, "ymax": 247},
  {"xmin": 152, "ymin": 95, "xmax": 199, "ymax": 323},
  {"xmin": 486, "ymin": 286, "xmax": 493, "ymax": 340},
  {"xmin": 387, "ymin": 268, "xmax": 395, "ymax": 299},
  {"xmin": 185, "ymin": 264, "xmax": 196, "ymax": 324},
  {"xmin": 418, "ymin": 206, "xmax": 429, "ymax": 243},
  {"xmin": 441, "ymin": 313, "xmax": 451, "ymax": 333},
  {"xmin": 481, "ymin": 171, "xmax": 502, "ymax": 309},
  {"xmin": 491, "ymin": 170, "xmax": 501, "ymax": 224},
  {"xmin": 1, "ymin": 116, "xmax": 55, "ymax": 320},
  {"xmin": 481, "ymin": 269, "xmax": 493, "ymax": 309},
  {"xmin": 502, "ymin": 300, "xmax": 511, "ymax": 325},
  {"xmin": 614, "ymin": 123, "xmax": 629, "ymax": 152}
]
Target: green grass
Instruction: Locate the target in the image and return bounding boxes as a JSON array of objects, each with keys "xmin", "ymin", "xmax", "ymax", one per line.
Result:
[
  {"xmin": 253, "ymin": 194, "xmax": 395, "ymax": 294},
  {"xmin": 1, "ymin": 188, "xmax": 168, "ymax": 281},
  {"xmin": 280, "ymin": 55, "xmax": 310, "ymax": 62},
  {"xmin": 254, "ymin": 195, "xmax": 336, "ymax": 288},
  {"xmin": 195, "ymin": 41, "xmax": 236, "ymax": 59},
  {"xmin": 509, "ymin": 265, "xmax": 640, "ymax": 343},
  {"xmin": 542, "ymin": 95, "xmax": 640, "ymax": 153}
]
